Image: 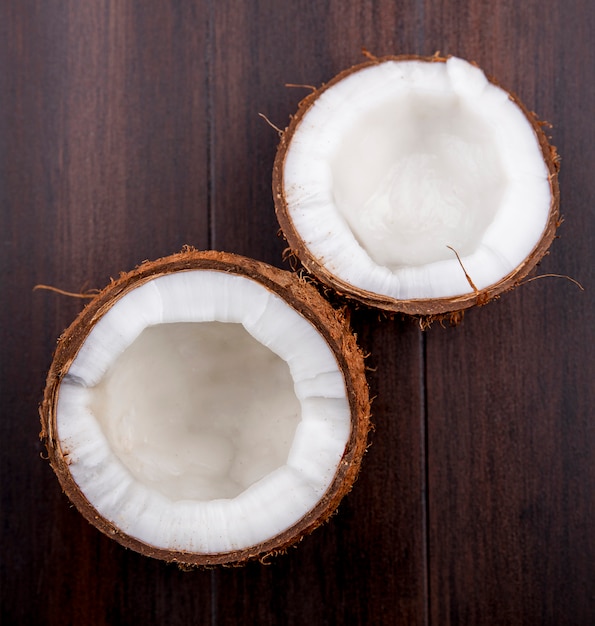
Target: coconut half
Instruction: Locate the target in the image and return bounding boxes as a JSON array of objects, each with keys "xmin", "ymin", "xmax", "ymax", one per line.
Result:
[
  {"xmin": 273, "ymin": 55, "xmax": 560, "ymax": 316},
  {"xmin": 40, "ymin": 250, "xmax": 370, "ymax": 565}
]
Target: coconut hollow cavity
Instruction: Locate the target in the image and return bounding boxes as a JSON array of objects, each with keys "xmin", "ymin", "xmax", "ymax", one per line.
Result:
[
  {"xmin": 40, "ymin": 250, "xmax": 370, "ymax": 566},
  {"xmin": 273, "ymin": 55, "xmax": 560, "ymax": 316}
]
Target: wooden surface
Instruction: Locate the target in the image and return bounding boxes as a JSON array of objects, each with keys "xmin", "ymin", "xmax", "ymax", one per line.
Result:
[{"xmin": 1, "ymin": 1, "xmax": 593, "ymax": 624}]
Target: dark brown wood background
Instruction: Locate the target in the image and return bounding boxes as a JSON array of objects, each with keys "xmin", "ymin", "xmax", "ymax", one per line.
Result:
[{"xmin": 1, "ymin": 1, "xmax": 593, "ymax": 624}]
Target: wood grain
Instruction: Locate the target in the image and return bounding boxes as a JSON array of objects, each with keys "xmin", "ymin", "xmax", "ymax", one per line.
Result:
[
  {"xmin": 1, "ymin": 1, "xmax": 593, "ymax": 624},
  {"xmin": 423, "ymin": 2, "xmax": 595, "ymax": 624}
]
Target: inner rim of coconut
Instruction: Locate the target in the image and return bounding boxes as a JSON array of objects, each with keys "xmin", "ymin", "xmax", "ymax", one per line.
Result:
[
  {"xmin": 56, "ymin": 270, "xmax": 351, "ymax": 554},
  {"xmin": 282, "ymin": 56, "xmax": 552, "ymax": 300}
]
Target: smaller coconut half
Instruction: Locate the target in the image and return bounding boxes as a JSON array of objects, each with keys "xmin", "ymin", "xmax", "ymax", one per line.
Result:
[
  {"xmin": 273, "ymin": 55, "xmax": 560, "ymax": 316},
  {"xmin": 40, "ymin": 249, "xmax": 370, "ymax": 566}
]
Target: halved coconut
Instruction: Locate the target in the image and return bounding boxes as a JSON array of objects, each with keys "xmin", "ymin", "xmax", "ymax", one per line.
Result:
[
  {"xmin": 40, "ymin": 250, "xmax": 370, "ymax": 565},
  {"xmin": 273, "ymin": 55, "xmax": 560, "ymax": 316}
]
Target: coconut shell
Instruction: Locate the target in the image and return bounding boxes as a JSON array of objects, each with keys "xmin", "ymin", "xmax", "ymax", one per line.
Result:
[
  {"xmin": 40, "ymin": 249, "xmax": 371, "ymax": 566},
  {"xmin": 273, "ymin": 54, "xmax": 561, "ymax": 318}
]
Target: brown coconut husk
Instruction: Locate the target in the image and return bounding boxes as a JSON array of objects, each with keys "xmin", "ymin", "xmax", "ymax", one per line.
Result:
[
  {"xmin": 40, "ymin": 249, "xmax": 371, "ymax": 566},
  {"xmin": 273, "ymin": 54, "xmax": 561, "ymax": 318}
]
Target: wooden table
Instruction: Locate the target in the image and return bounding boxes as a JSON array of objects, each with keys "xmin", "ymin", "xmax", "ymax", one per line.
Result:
[{"xmin": 2, "ymin": 1, "xmax": 593, "ymax": 624}]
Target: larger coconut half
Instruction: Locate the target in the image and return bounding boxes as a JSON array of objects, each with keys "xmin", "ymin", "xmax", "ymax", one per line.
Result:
[
  {"xmin": 40, "ymin": 250, "xmax": 370, "ymax": 565},
  {"xmin": 273, "ymin": 55, "xmax": 560, "ymax": 316}
]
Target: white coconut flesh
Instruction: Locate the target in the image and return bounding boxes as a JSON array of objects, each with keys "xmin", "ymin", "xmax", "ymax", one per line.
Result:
[
  {"xmin": 56, "ymin": 270, "xmax": 351, "ymax": 554},
  {"xmin": 282, "ymin": 57, "xmax": 552, "ymax": 300}
]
